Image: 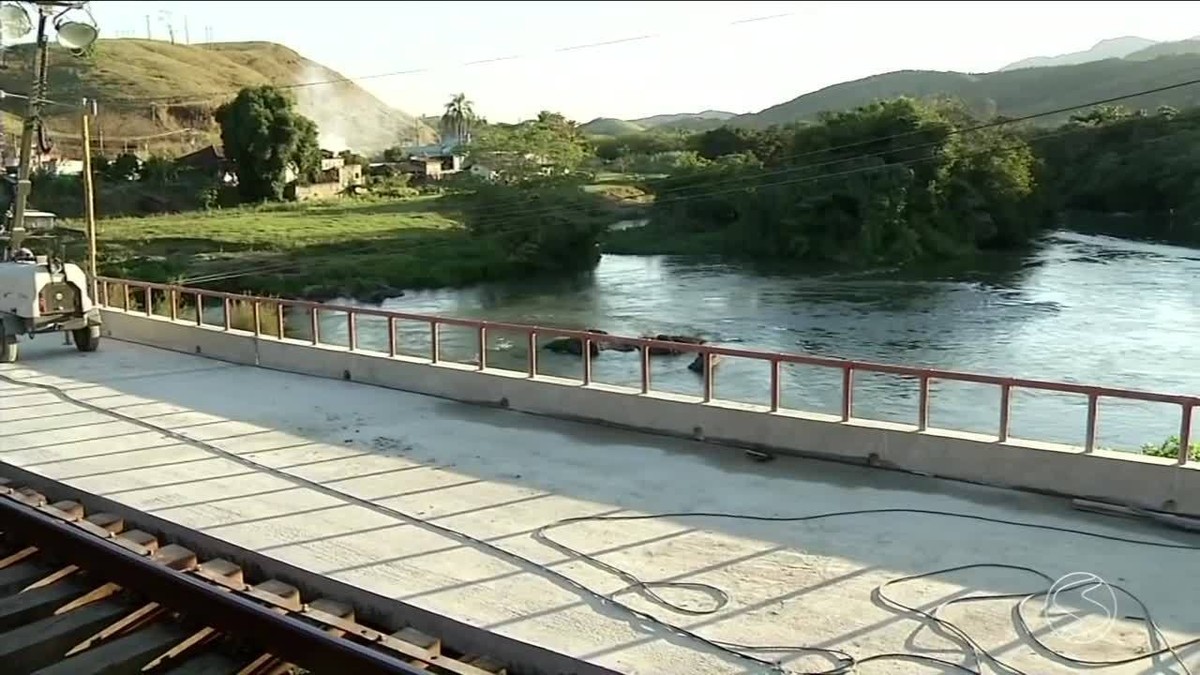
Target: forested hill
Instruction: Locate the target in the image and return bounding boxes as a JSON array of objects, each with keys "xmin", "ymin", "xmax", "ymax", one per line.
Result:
[{"xmin": 732, "ymin": 53, "xmax": 1200, "ymax": 129}]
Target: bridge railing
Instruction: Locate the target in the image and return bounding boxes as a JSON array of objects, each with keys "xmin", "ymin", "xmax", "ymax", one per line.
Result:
[{"xmin": 95, "ymin": 276, "xmax": 1197, "ymax": 465}]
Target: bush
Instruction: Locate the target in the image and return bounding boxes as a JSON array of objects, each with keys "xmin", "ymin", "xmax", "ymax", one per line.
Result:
[{"xmin": 1141, "ymin": 435, "xmax": 1200, "ymax": 461}]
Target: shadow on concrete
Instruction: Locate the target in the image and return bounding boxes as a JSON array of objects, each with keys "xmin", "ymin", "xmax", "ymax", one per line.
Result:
[{"xmin": 2, "ymin": 340, "xmax": 1199, "ymax": 674}]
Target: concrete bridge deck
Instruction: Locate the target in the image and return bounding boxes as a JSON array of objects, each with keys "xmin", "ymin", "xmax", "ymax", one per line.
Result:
[{"xmin": 1, "ymin": 338, "xmax": 1197, "ymax": 674}]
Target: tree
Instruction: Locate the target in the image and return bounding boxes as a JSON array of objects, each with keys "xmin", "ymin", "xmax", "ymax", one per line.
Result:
[
  {"xmin": 468, "ymin": 112, "xmax": 589, "ymax": 180},
  {"xmin": 216, "ymin": 86, "xmax": 321, "ymax": 202},
  {"xmin": 441, "ymin": 93, "xmax": 475, "ymax": 144},
  {"xmin": 381, "ymin": 146, "xmax": 408, "ymax": 163},
  {"xmin": 140, "ymin": 156, "xmax": 179, "ymax": 185},
  {"xmin": 105, "ymin": 153, "xmax": 141, "ymax": 181},
  {"xmin": 648, "ymin": 97, "xmax": 1043, "ymax": 265}
]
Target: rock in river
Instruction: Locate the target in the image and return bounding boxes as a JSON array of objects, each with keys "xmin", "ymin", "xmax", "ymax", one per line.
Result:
[
  {"xmin": 645, "ymin": 334, "xmax": 707, "ymax": 356},
  {"xmin": 543, "ymin": 329, "xmax": 608, "ymax": 357},
  {"xmin": 688, "ymin": 352, "xmax": 722, "ymax": 374}
]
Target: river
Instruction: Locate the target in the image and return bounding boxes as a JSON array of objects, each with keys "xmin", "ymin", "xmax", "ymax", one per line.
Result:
[{"xmin": 310, "ymin": 230, "xmax": 1200, "ymax": 452}]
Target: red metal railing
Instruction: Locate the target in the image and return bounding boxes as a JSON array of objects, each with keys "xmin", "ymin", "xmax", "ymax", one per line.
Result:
[{"xmin": 95, "ymin": 276, "xmax": 1198, "ymax": 466}]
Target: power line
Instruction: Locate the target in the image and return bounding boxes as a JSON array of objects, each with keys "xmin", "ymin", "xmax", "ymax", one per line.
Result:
[
  {"xmin": 87, "ymin": 76, "xmax": 1200, "ymax": 288},
  {"xmin": 166, "ymin": 115, "xmax": 1200, "ymax": 289},
  {"xmin": 170, "ymin": 74, "xmax": 1200, "ymax": 252},
  {"xmin": 427, "ymin": 86, "xmax": 1200, "ymax": 233},
  {"xmin": 582, "ymin": 75, "xmax": 1200, "ymax": 210},
  {"xmin": 97, "ymin": 11, "xmax": 798, "ymax": 107}
]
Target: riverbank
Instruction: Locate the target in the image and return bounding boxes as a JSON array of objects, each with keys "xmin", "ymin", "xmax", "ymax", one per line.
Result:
[
  {"xmin": 25, "ymin": 177, "xmax": 647, "ymax": 302},
  {"xmin": 601, "ymin": 219, "xmax": 1024, "ymax": 274},
  {"xmin": 50, "ymin": 196, "xmax": 493, "ymax": 301},
  {"xmin": 33, "ymin": 191, "xmax": 622, "ymax": 302}
]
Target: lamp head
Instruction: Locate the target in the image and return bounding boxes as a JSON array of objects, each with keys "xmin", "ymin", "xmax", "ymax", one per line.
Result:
[
  {"xmin": 0, "ymin": 4, "xmax": 32, "ymax": 42},
  {"xmin": 54, "ymin": 18, "xmax": 97, "ymax": 51}
]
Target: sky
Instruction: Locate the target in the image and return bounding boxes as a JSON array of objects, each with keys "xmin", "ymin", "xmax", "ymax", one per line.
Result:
[{"xmin": 77, "ymin": 1, "xmax": 1200, "ymax": 122}]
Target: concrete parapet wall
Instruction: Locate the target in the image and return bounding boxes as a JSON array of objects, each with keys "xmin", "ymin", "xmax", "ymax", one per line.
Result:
[{"xmin": 100, "ymin": 309, "xmax": 1200, "ymax": 516}]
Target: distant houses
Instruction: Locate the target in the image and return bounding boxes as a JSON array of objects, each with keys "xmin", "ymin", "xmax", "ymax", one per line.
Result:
[
  {"xmin": 173, "ymin": 144, "xmax": 366, "ymax": 201},
  {"xmin": 175, "ymin": 145, "xmax": 237, "ymax": 185},
  {"xmin": 369, "ymin": 134, "xmax": 469, "ymax": 182},
  {"xmin": 285, "ymin": 156, "xmax": 364, "ymax": 201}
]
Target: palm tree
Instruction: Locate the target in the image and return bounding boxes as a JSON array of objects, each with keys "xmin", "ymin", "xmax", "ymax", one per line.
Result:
[{"xmin": 441, "ymin": 93, "xmax": 475, "ymax": 147}]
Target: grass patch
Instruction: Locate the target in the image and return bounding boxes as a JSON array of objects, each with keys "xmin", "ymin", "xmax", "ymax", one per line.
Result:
[{"xmin": 51, "ymin": 195, "xmax": 512, "ymax": 302}]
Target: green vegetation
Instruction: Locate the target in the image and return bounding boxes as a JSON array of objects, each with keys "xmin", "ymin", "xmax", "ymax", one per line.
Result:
[
  {"xmin": 29, "ymin": 158, "xmax": 231, "ymax": 220},
  {"xmin": 42, "ymin": 90, "xmax": 1200, "ymax": 302},
  {"xmin": 52, "ymin": 171, "xmax": 616, "ymax": 305},
  {"xmin": 441, "ymin": 93, "xmax": 477, "ymax": 141},
  {"xmin": 1141, "ymin": 436, "xmax": 1200, "ymax": 462},
  {"xmin": 66, "ymin": 192, "xmax": 611, "ymax": 301},
  {"xmin": 610, "ymin": 98, "xmax": 1045, "ymax": 265},
  {"xmin": 217, "ymin": 86, "xmax": 321, "ymax": 201},
  {"xmin": 580, "ymin": 111, "xmax": 736, "ymax": 136},
  {"xmin": 579, "ymin": 118, "xmax": 646, "ymax": 136},
  {"xmin": 469, "ymin": 111, "xmax": 591, "ymax": 174},
  {"xmin": 21, "ymin": 34, "xmax": 1200, "ymax": 302},
  {"xmin": 603, "ymin": 94, "xmax": 1200, "ymax": 261},
  {"xmin": 1033, "ymin": 105, "xmax": 1200, "ymax": 243}
]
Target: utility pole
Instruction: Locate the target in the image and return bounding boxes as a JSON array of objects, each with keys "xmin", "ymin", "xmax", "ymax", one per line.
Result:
[
  {"xmin": 144, "ymin": 14, "xmax": 151, "ymax": 39},
  {"xmin": 8, "ymin": 8, "xmax": 48, "ymax": 256},
  {"xmin": 183, "ymin": 16, "xmax": 190, "ymax": 44},
  {"xmin": 80, "ymin": 98, "xmax": 97, "ymax": 298},
  {"xmin": 160, "ymin": 11, "xmax": 174, "ymax": 44}
]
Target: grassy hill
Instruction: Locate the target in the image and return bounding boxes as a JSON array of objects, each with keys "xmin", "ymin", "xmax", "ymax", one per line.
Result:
[
  {"xmin": 0, "ymin": 39, "xmax": 434, "ymax": 157},
  {"xmin": 580, "ymin": 110, "xmax": 737, "ymax": 136},
  {"xmin": 579, "ymin": 117, "xmax": 646, "ymax": 136},
  {"xmin": 630, "ymin": 110, "xmax": 735, "ymax": 132},
  {"xmin": 732, "ymin": 52, "xmax": 1200, "ymax": 129}
]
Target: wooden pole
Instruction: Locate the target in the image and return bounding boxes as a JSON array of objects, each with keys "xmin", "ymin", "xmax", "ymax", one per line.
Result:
[{"xmin": 81, "ymin": 98, "xmax": 98, "ymax": 299}]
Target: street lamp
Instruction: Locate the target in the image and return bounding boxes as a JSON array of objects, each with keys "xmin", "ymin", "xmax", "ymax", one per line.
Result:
[{"xmin": 1, "ymin": 1, "xmax": 98, "ymax": 257}]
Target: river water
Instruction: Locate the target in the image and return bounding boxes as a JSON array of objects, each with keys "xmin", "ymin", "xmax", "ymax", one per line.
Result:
[{"xmin": 310, "ymin": 230, "xmax": 1199, "ymax": 451}]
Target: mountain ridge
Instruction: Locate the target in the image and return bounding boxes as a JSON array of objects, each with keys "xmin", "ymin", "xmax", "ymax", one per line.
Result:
[
  {"xmin": 588, "ymin": 36, "xmax": 1200, "ymax": 134},
  {"xmin": 999, "ymin": 36, "xmax": 1158, "ymax": 71}
]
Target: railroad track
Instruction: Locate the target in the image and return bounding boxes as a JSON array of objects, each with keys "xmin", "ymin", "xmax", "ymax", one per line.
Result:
[{"xmin": 0, "ymin": 475, "xmax": 515, "ymax": 675}]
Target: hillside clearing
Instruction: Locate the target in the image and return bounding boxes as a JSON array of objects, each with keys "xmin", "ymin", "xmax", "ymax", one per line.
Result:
[{"xmin": 0, "ymin": 39, "xmax": 432, "ymax": 156}]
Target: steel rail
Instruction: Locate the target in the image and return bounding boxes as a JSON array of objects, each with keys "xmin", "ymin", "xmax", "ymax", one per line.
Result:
[{"xmin": 0, "ymin": 492, "xmax": 428, "ymax": 675}]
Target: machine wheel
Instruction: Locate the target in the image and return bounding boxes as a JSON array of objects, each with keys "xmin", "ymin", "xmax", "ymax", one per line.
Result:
[
  {"xmin": 73, "ymin": 326, "xmax": 101, "ymax": 353},
  {"xmin": 0, "ymin": 327, "xmax": 16, "ymax": 364}
]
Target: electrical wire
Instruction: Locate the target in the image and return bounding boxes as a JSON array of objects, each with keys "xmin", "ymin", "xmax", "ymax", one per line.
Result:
[
  {"xmin": 84, "ymin": 70, "xmax": 1200, "ymax": 286},
  {"xmin": 98, "ymin": 10, "xmax": 799, "ymax": 107},
  {"xmin": 537, "ymin": 511, "xmax": 1200, "ymax": 674},
  {"xmin": 163, "ymin": 114, "xmax": 1200, "ymax": 289},
  {"xmin": 101, "ymin": 71, "xmax": 1200, "ymax": 238},
  {"xmin": 598, "ymin": 75, "xmax": 1200, "ymax": 198},
  {"xmin": 82, "ymin": 76, "xmax": 1200, "ymax": 288},
  {"xmin": 2, "ymin": 371, "xmax": 1198, "ymax": 675},
  {"xmin": 181, "ymin": 79, "xmax": 1198, "ymax": 255}
]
